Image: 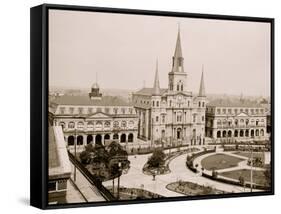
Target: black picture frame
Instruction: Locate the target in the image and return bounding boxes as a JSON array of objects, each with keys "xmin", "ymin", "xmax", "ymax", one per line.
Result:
[{"xmin": 30, "ymin": 3, "xmax": 275, "ymax": 210}]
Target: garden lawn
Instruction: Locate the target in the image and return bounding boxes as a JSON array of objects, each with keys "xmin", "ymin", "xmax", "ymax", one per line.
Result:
[
  {"xmin": 201, "ymin": 154, "xmax": 244, "ymax": 170},
  {"xmin": 219, "ymin": 169, "xmax": 266, "ymax": 185},
  {"xmin": 233, "ymin": 152, "xmax": 264, "ymax": 161}
]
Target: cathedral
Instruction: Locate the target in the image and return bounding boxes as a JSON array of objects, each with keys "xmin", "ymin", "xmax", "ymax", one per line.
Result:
[{"xmin": 132, "ymin": 28, "xmax": 206, "ymax": 146}]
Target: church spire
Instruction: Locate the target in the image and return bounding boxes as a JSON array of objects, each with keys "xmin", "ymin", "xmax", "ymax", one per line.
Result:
[
  {"xmin": 171, "ymin": 24, "xmax": 184, "ymax": 73},
  {"xmin": 198, "ymin": 65, "xmax": 206, "ymax": 97},
  {"xmin": 174, "ymin": 23, "xmax": 183, "ymax": 58},
  {"xmin": 152, "ymin": 59, "xmax": 161, "ymax": 95}
]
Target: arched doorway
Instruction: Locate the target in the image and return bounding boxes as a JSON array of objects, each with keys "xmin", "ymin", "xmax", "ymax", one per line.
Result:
[
  {"xmin": 104, "ymin": 134, "xmax": 110, "ymax": 143},
  {"xmin": 255, "ymin": 129, "xmax": 259, "ymax": 137},
  {"xmin": 128, "ymin": 133, "xmax": 133, "ymax": 142},
  {"xmin": 245, "ymin": 130, "xmax": 249, "ymax": 137},
  {"xmin": 251, "ymin": 130, "xmax": 255, "ymax": 137},
  {"xmin": 222, "ymin": 130, "xmax": 226, "ymax": 138},
  {"xmin": 177, "ymin": 128, "xmax": 182, "ymax": 139},
  {"xmin": 68, "ymin": 136, "xmax": 74, "ymax": 146},
  {"xmin": 240, "ymin": 130, "xmax": 244, "ymax": 137},
  {"xmin": 227, "ymin": 130, "xmax": 232, "ymax": 137},
  {"xmin": 217, "ymin": 131, "xmax": 221, "ymax": 138},
  {"xmin": 234, "ymin": 130, "xmax": 238, "ymax": 137},
  {"xmin": 120, "ymin": 134, "xmax": 126, "ymax": 143},
  {"xmin": 113, "ymin": 133, "xmax": 119, "ymax": 140},
  {"xmin": 95, "ymin": 134, "xmax": 102, "ymax": 145},
  {"xmin": 87, "ymin": 135, "xmax": 93, "ymax": 144},
  {"xmin": 77, "ymin": 135, "xmax": 83, "ymax": 145}
]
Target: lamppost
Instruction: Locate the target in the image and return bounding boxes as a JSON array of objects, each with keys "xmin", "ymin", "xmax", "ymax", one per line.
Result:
[
  {"xmin": 117, "ymin": 161, "xmax": 122, "ymax": 200},
  {"xmin": 74, "ymin": 128, "xmax": 77, "ymax": 182}
]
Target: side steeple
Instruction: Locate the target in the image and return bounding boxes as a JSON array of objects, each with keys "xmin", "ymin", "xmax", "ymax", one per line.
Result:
[
  {"xmin": 152, "ymin": 59, "xmax": 161, "ymax": 96},
  {"xmin": 198, "ymin": 65, "xmax": 206, "ymax": 97}
]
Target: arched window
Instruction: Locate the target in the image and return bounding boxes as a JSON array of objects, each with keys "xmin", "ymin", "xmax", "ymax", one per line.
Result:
[
  {"xmin": 234, "ymin": 130, "xmax": 238, "ymax": 137},
  {"xmin": 235, "ymin": 119, "xmax": 238, "ymax": 126},
  {"xmin": 217, "ymin": 120, "xmax": 221, "ymax": 126},
  {"xmin": 104, "ymin": 134, "xmax": 110, "ymax": 141},
  {"xmin": 217, "ymin": 131, "xmax": 221, "ymax": 138},
  {"xmin": 120, "ymin": 134, "xmax": 126, "ymax": 142},
  {"xmin": 87, "ymin": 135, "xmax": 93, "ymax": 144},
  {"xmin": 256, "ymin": 129, "xmax": 259, "ymax": 136},
  {"xmin": 260, "ymin": 129, "xmax": 264, "ymax": 136},
  {"xmin": 113, "ymin": 133, "xmax": 119, "ymax": 140},
  {"xmin": 87, "ymin": 122, "xmax": 94, "ymax": 130},
  {"xmin": 245, "ymin": 130, "xmax": 249, "ymax": 137},
  {"xmin": 77, "ymin": 121, "xmax": 84, "ymax": 130},
  {"xmin": 256, "ymin": 119, "xmax": 259, "ymax": 126},
  {"xmin": 240, "ymin": 130, "xmax": 244, "ymax": 137},
  {"xmin": 104, "ymin": 121, "xmax": 111, "ymax": 128},
  {"xmin": 68, "ymin": 122, "xmax": 75, "ymax": 129},
  {"xmin": 246, "ymin": 119, "xmax": 249, "ymax": 126},
  {"xmin": 121, "ymin": 121, "xmax": 127, "ymax": 128},
  {"xmin": 228, "ymin": 130, "xmax": 232, "ymax": 137},
  {"xmin": 152, "ymin": 101, "xmax": 155, "ymax": 107},
  {"xmin": 95, "ymin": 121, "xmax": 102, "ymax": 130},
  {"xmin": 128, "ymin": 133, "xmax": 134, "ymax": 142},
  {"xmin": 68, "ymin": 136, "xmax": 74, "ymax": 146},
  {"xmin": 156, "ymin": 101, "xmax": 159, "ymax": 107},
  {"xmin": 198, "ymin": 102, "xmax": 201, "ymax": 107},
  {"xmin": 113, "ymin": 121, "xmax": 119, "ymax": 128},
  {"xmin": 240, "ymin": 119, "xmax": 244, "ymax": 124},
  {"xmin": 77, "ymin": 135, "xmax": 83, "ymax": 145},
  {"xmin": 222, "ymin": 130, "xmax": 227, "ymax": 138},
  {"xmin": 177, "ymin": 85, "xmax": 180, "ymax": 91},
  {"xmin": 251, "ymin": 130, "xmax": 255, "ymax": 137},
  {"xmin": 59, "ymin": 122, "xmax": 65, "ymax": 130},
  {"xmin": 181, "ymin": 85, "xmax": 183, "ymax": 91},
  {"xmin": 129, "ymin": 121, "xmax": 134, "ymax": 128}
]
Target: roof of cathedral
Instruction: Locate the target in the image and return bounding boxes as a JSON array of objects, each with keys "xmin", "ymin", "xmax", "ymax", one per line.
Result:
[
  {"xmin": 207, "ymin": 99, "xmax": 263, "ymax": 108},
  {"xmin": 51, "ymin": 95, "xmax": 132, "ymax": 106},
  {"xmin": 134, "ymin": 87, "xmax": 168, "ymax": 96}
]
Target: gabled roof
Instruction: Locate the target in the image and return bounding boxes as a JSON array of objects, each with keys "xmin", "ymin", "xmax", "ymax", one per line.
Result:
[
  {"xmin": 51, "ymin": 95, "xmax": 132, "ymax": 106},
  {"xmin": 134, "ymin": 88, "xmax": 168, "ymax": 96}
]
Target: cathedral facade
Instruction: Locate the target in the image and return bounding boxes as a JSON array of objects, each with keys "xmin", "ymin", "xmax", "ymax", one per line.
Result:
[{"xmin": 132, "ymin": 29, "xmax": 206, "ymax": 146}]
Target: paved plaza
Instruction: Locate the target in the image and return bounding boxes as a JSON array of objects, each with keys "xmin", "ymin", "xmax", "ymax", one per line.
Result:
[{"xmin": 103, "ymin": 150, "xmax": 260, "ymax": 197}]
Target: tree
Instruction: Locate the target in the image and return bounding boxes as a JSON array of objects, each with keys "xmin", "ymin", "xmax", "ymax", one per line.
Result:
[
  {"xmin": 264, "ymin": 165, "xmax": 271, "ymax": 189},
  {"xmin": 239, "ymin": 176, "xmax": 245, "ymax": 186},
  {"xmin": 147, "ymin": 149, "xmax": 165, "ymax": 168}
]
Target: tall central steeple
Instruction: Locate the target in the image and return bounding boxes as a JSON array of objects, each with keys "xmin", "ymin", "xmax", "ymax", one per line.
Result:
[
  {"xmin": 171, "ymin": 24, "xmax": 184, "ymax": 73},
  {"xmin": 168, "ymin": 24, "xmax": 187, "ymax": 92}
]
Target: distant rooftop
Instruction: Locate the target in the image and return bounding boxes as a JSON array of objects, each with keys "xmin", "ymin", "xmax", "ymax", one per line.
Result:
[
  {"xmin": 51, "ymin": 95, "xmax": 132, "ymax": 106},
  {"xmin": 207, "ymin": 99, "xmax": 263, "ymax": 108}
]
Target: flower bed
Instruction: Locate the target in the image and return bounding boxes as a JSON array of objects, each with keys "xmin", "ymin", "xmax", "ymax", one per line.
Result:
[{"xmin": 166, "ymin": 181, "xmax": 225, "ymax": 196}]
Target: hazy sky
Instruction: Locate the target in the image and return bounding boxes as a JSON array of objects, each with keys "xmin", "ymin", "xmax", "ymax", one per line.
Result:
[{"xmin": 49, "ymin": 9, "xmax": 271, "ymax": 96}]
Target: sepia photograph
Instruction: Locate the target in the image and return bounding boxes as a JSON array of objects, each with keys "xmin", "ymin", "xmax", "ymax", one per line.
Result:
[{"xmin": 47, "ymin": 7, "xmax": 272, "ymax": 206}]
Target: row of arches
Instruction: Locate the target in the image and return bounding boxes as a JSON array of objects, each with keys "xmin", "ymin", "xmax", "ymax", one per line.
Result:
[
  {"xmin": 216, "ymin": 129, "xmax": 265, "ymax": 138},
  {"xmin": 67, "ymin": 133, "xmax": 134, "ymax": 146}
]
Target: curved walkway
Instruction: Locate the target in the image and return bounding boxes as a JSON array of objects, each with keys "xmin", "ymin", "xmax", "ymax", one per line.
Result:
[{"xmin": 103, "ymin": 151, "xmax": 260, "ymax": 198}]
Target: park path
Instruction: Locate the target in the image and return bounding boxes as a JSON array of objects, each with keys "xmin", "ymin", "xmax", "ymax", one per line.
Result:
[{"xmin": 103, "ymin": 151, "xmax": 260, "ymax": 197}]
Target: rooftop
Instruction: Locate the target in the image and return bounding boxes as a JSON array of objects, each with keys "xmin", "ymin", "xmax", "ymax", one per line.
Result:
[
  {"xmin": 49, "ymin": 125, "xmax": 71, "ymax": 179},
  {"xmin": 134, "ymin": 88, "xmax": 168, "ymax": 96},
  {"xmin": 51, "ymin": 95, "xmax": 132, "ymax": 106},
  {"xmin": 207, "ymin": 99, "xmax": 263, "ymax": 108}
]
